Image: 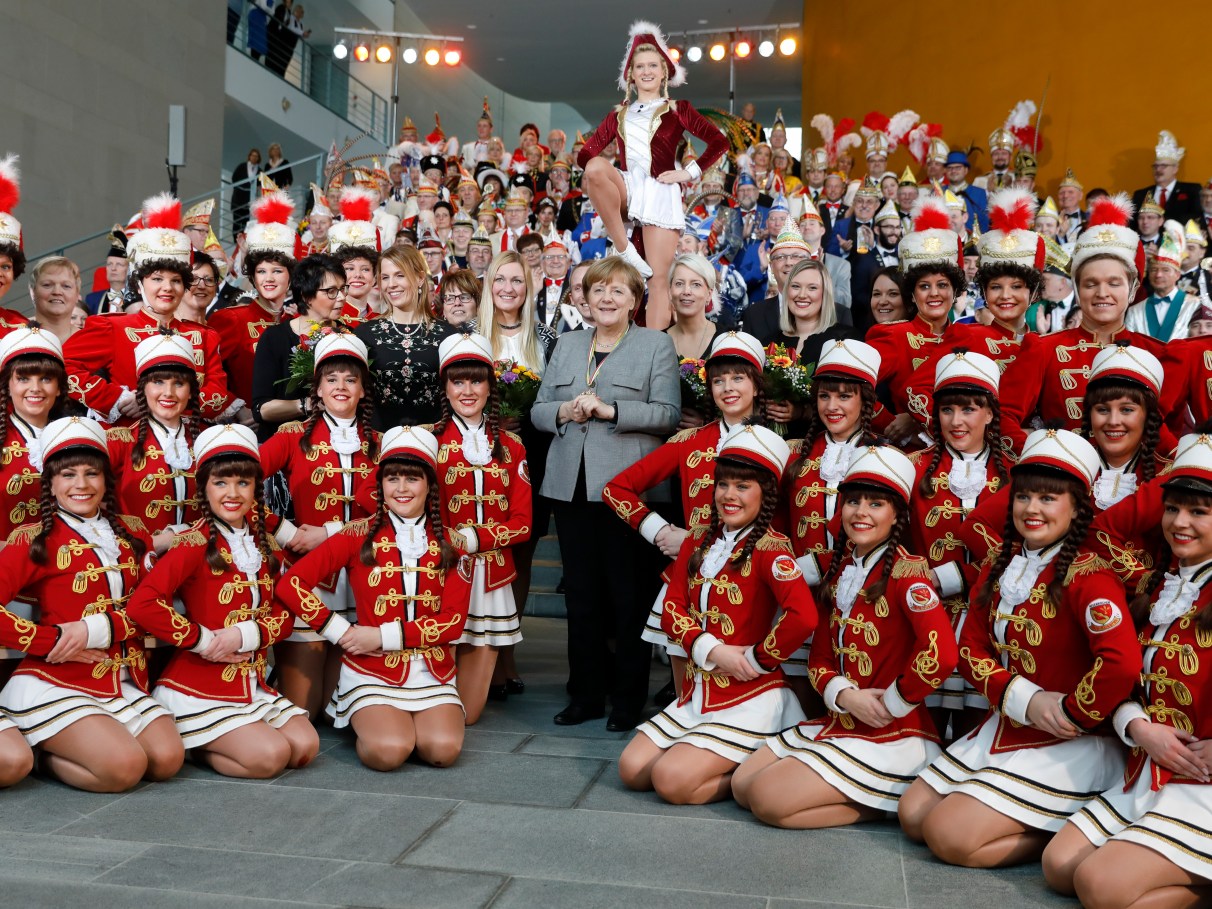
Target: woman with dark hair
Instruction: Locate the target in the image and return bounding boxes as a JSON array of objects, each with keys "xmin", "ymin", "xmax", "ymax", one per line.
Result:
[
  {"xmin": 617, "ymin": 425, "xmax": 817, "ymax": 804},
  {"xmin": 734, "ymin": 445, "xmax": 957, "ymax": 828},
  {"xmin": 254, "ymin": 334, "xmax": 379, "ymax": 718},
  {"xmin": 900, "ymin": 428, "xmax": 1142, "ymax": 869},
  {"xmin": 279, "ymin": 426, "xmax": 470, "ymax": 771},
  {"xmin": 1041, "ymin": 433, "xmax": 1212, "ymax": 905},
  {"xmin": 126, "ymin": 424, "xmax": 319, "ymax": 779},
  {"xmin": 64, "ymin": 194, "xmax": 240, "ymax": 424},
  {"xmin": 0, "ymin": 417, "xmax": 183, "ymax": 792},
  {"xmin": 251, "ymin": 252, "xmax": 348, "ymax": 441},
  {"xmin": 328, "ymin": 189, "xmax": 384, "ymax": 324},
  {"xmin": 869, "ymin": 266, "xmax": 911, "ymax": 325},
  {"xmin": 178, "ymin": 252, "xmax": 220, "ymax": 324},
  {"xmin": 209, "ymin": 193, "xmax": 298, "ymax": 410},
  {"xmin": 0, "ymin": 153, "xmax": 31, "ymax": 328},
  {"xmin": 336, "ymin": 247, "xmax": 380, "ymax": 323},
  {"xmin": 438, "ymin": 269, "xmax": 481, "ymax": 327},
  {"xmin": 230, "ymin": 148, "xmax": 261, "ymax": 233}
]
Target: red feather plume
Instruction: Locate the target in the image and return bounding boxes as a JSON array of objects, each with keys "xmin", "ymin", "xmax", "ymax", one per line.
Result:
[
  {"xmin": 835, "ymin": 117, "xmax": 856, "ymax": 137},
  {"xmin": 911, "ymin": 196, "xmax": 951, "ymax": 232},
  {"xmin": 0, "ymin": 154, "xmax": 19, "ymax": 214},
  {"xmin": 252, "ymin": 192, "xmax": 294, "ymax": 226},
  {"xmin": 1086, "ymin": 193, "xmax": 1133, "ymax": 228},
  {"xmin": 339, "ymin": 188, "xmax": 376, "ymax": 223},
  {"xmin": 142, "ymin": 192, "xmax": 182, "ymax": 231},
  {"xmin": 988, "ymin": 188, "xmax": 1037, "ymax": 233},
  {"xmin": 862, "ymin": 111, "xmax": 889, "ymax": 133}
]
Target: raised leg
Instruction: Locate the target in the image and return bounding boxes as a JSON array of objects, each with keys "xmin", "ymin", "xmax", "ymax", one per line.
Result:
[{"xmin": 640, "ymin": 224, "xmax": 678, "ymax": 330}]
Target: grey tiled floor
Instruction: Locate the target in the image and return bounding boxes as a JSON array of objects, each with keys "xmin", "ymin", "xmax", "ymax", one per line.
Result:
[{"xmin": 2, "ymin": 618, "xmax": 1077, "ymax": 908}]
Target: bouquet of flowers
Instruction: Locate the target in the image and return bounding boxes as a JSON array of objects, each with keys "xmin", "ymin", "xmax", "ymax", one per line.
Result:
[
  {"xmin": 281, "ymin": 322, "xmax": 344, "ymax": 396},
  {"xmin": 495, "ymin": 359, "xmax": 543, "ymax": 419},
  {"xmin": 762, "ymin": 342, "xmax": 814, "ymax": 435},
  {"xmin": 677, "ymin": 356, "xmax": 708, "ymax": 412}
]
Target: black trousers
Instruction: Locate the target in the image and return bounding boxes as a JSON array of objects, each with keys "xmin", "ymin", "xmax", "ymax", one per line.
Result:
[{"xmin": 552, "ymin": 492, "xmax": 663, "ymax": 714}]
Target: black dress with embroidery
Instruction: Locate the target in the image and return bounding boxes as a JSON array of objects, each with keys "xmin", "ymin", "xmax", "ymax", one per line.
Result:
[{"xmin": 354, "ymin": 318, "xmax": 456, "ymax": 430}]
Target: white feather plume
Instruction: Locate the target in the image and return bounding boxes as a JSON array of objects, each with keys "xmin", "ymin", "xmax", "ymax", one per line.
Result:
[
  {"xmin": 887, "ymin": 110, "xmax": 921, "ymax": 149},
  {"xmin": 810, "ymin": 114, "xmax": 835, "ymax": 145},
  {"xmin": 1005, "ymin": 100, "xmax": 1036, "ymax": 130}
]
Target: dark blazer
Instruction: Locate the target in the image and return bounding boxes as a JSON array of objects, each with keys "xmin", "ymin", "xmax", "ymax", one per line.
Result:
[
  {"xmin": 1132, "ymin": 182, "xmax": 1203, "ymax": 228},
  {"xmin": 531, "ymin": 326, "xmax": 679, "ymax": 503}
]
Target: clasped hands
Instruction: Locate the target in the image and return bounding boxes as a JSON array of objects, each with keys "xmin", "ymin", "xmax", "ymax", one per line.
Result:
[{"xmin": 559, "ymin": 391, "xmax": 613, "ymax": 425}]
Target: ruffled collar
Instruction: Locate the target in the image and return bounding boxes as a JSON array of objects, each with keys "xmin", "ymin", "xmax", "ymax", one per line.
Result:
[
  {"xmin": 836, "ymin": 543, "xmax": 888, "ymax": 617},
  {"xmin": 149, "ymin": 417, "xmax": 192, "ymax": 471},
  {"xmin": 59, "ymin": 508, "xmax": 121, "ymax": 565},
  {"xmin": 216, "ymin": 520, "xmax": 262, "ymax": 575},
  {"xmin": 699, "ymin": 524, "xmax": 752, "ymax": 579},
  {"xmin": 820, "ymin": 429, "xmax": 862, "ymax": 488},
  {"xmin": 998, "ymin": 541, "xmax": 1062, "ymax": 608},
  {"xmin": 454, "ymin": 414, "xmax": 491, "ymax": 466},
  {"xmin": 1151, "ymin": 558, "xmax": 1212, "ymax": 627},
  {"xmin": 389, "ymin": 512, "xmax": 429, "ymax": 561},
  {"xmin": 325, "ymin": 413, "xmax": 362, "ymax": 457},
  {"xmin": 945, "ymin": 443, "xmax": 989, "ymax": 501},
  {"xmin": 11, "ymin": 414, "xmax": 44, "ymax": 471},
  {"xmin": 1092, "ymin": 453, "xmax": 1139, "ymax": 511}
]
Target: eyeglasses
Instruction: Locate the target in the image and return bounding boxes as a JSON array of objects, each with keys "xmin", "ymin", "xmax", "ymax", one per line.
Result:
[
  {"xmin": 189, "ymin": 276, "xmax": 217, "ymax": 288},
  {"xmin": 770, "ymin": 253, "xmax": 809, "ymax": 265},
  {"xmin": 317, "ymin": 284, "xmax": 350, "ymax": 300},
  {"xmin": 444, "ymin": 292, "xmax": 475, "ymax": 305}
]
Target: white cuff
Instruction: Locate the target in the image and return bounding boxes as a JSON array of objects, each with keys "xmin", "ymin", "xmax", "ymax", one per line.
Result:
[
  {"xmin": 320, "ymin": 613, "xmax": 352, "ymax": 645},
  {"xmin": 218, "ymin": 397, "xmax": 246, "ymax": 423},
  {"xmin": 234, "ymin": 620, "xmax": 260, "ymax": 653},
  {"xmin": 379, "ymin": 619, "xmax": 403, "ymax": 653},
  {"xmin": 274, "ymin": 520, "xmax": 298, "ymax": 547},
  {"xmin": 167, "ymin": 523, "xmax": 190, "ymax": 534},
  {"xmin": 795, "ymin": 553, "xmax": 821, "ymax": 587},
  {"xmin": 823, "ymin": 675, "xmax": 858, "ymax": 712},
  {"xmin": 459, "ymin": 527, "xmax": 480, "ymax": 554},
  {"xmin": 1003, "ymin": 674, "xmax": 1044, "ymax": 726},
  {"xmin": 690, "ymin": 632, "xmax": 723, "ymax": 671},
  {"xmin": 1113, "ymin": 701, "xmax": 1151, "ymax": 747},
  {"xmin": 82, "ymin": 613, "xmax": 112, "ymax": 650},
  {"xmin": 190, "ymin": 625, "xmax": 215, "ymax": 653},
  {"xmin": 324, "ymin": 520, "xmax": 345, "ymax": 538},
  {"xmin": 744, "ymin": 645, "xmax": 774, "ymax": 675},
  {"xmin": 933, "ymin": 561, "xmax": 965, "ymax": 598},
  {"xmin": 685, "ymin": 160, "xmax": 702, "ymax": 181},
  {"xmin": 882, "ymin": 680, "xmax": 915, "ymax": 718},
  {"xmin": 107, "ymin": 388, "xmax": 135, "ymax": 424},
  {"xmin": 638, "ymin": 512, "xmax": 669, "ymax": 546}
]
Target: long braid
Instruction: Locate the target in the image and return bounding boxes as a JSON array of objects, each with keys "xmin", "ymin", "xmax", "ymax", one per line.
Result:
[
  {"xmin": 978, "ymin": 504, "xmax": 1021, "ymax": 605},
  {"xmin": 0, "ymin": 364, "xmax": 13, "ymax": 444},
  {"xmin": 99, "ymin": 481, "xmax": 146, "ymax": 561},
  {"xmin": 250, "ymin": 478, "xmax": 275, "ymax": 569},
  {"xmin": 434, "ymin": 394, "xmax": 453, "ymax": 438},
  {"xmin": 359, "ymin": 494, "xmax": 392, "ymax": 566},
  {"xmin": 687, "ymin": 508, "xmax": 724, "ymax": 576},
  {"xmin": 484, "ymin": 382, "xmax": 506, "ymax": 460},
  {"xmin": 818, "ymin": 527, "xmax": 852, "ymax": 614},
  {"xmin": 986, "ymin": 402, "xmax": 1011, "ymax": 486},
  {"xmin": 1129, "ymin": 558, "xmax": 1168, "ymax": 628},
  {"xmin": 298, "ymin": 387, "xmax": 325, "ymax": 457},
  {"xmin": 28, "ymin": 479, "xmax": 59, "ymax": 564},
  {"xmin": 426, "ymin": 474, "xmax": 457, "ymax": 570},
  {"xmin": 866, "ymin": 503, "xmax": 910, "ymax": 603},
  {"xmin": 858, "ymin": 384, "xmax": 877, "ymax": 440},
  {"xmin": 916, "ymin": 439, "xmax": 947, "ymax": 500},
  {"xmin": 1047, "ymin": 497, "xmax": 1094, "ymax": 606},
  {"xmin": 355, "ymin": 396, "xmax": 380, "ymax": 461},
  {"xmin": 196, "ymin": 492, "xmax": 228, "ymax": 573},
  {"xmin": 132, "ymin": 393, "xmax": 153, "ymax": 469},
  {"xmin": 1139, "ymin": 396, "xmax": 1162, "ymax": 481},
  {"xmin": 735, "ymin": 474, "xmax": 780, "ymax": 569}
]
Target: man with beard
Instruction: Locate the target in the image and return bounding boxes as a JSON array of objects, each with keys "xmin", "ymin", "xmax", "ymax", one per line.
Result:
[
  {"xmin": 849, "ymin": 199, "xmax": 903, "ymax": 334},
  {"xmin": 973, "ymin": 125, "xmax": 1016, "ymax": 193}
]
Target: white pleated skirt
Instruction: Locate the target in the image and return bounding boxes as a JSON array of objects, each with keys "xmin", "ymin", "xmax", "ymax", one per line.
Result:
[
  {"xmin": 639, "ymin": 681, "xmax": 806, "ymax": 765},
  {"xmin": 918, "ymin": 712, "xmax": 1126, "ymax": 831},
  {"xmin": 925, "ymin": 607, "xmax": 988, "ymax": 712},
  {"xmin": 153, "ymin": 683, "xmax": 307, "ymax": 748},
  {"xmin": 640, "ymin": 582, "xmax": 687, "ymax": 658},
  {"xmin": 326, "ymin": 659, "xmax": 463, "ymax": 728},
  {"xmin": 765, "ymin": 722, "xmax": 942, "ymax": 812},
  {"xmin": 455, "ymin": 561, "xmax": 522, "ymax": 647},
  {"xmin": 1069, "ymin": 764, "xmax": 1212, "ymax": 880},
  {"xmin": 286, "ymin": 570, "xmax": 353, "ymax": 643},
  {"xmin": 0, "ymin": 673, "xmax": 170, "ymax": 746},
  {"xmin": 624, "ymin": 167, "xmax": 685, "ymax": 231}
]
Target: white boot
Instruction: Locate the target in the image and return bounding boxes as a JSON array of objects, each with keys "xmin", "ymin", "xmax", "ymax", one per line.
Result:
[{"xmin": 618, "ymin": 241, "xmax": 654, "ymax": 278}]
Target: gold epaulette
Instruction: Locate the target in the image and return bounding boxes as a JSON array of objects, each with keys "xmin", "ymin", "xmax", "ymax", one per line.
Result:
[
  {"xmin": 504, "ymin": 429, "xmax": 524, "ymax": 448},
  {"xmin": 908, "ymin": 447, "xmax": 932, "ymax": 466},
  {"xmin": 171, "ymin": 526, "xmax": 207, "ymax": 549},
  {"xmin": 278, "ymin": 421, "xmax": 305, "ymax": 434},
  {"xmin": 1065, "ymin": 552, "xmax": 1113, "ymax": 583},
  {"xmin": 689, "ymin": 525, "xmax": 710, "ymax": 543},
  {"xmin": 5, "ymin": 523, "xmax": 39, "ymax": 546},
  {"xmin": 341, "ymin": 517, "xmax": 372, "ymax": 537},
  {"xmin": 120, "ymin": 514, "xmax": 149, "ymax": 534},
  {"xmin": 891, "ymin": 549, "xmax": 931, "ymax": 579},
  {"xmin": 755, "ymin": 530, "xmax": 792, "ymax": 552},
  {"xmin": 106, "ymin": 426, "xmax": 135, "ymax": 443},
  {"xmin": 420, "ymin": 423, "xmax": 436, "ymax": 433},
  {"xmin": 668, "ymin": 427, "xmax": 700, "ymax": 444},
  {"xmin": 787, "ymin": 438, "xmax": 803, "ymax": 455}
]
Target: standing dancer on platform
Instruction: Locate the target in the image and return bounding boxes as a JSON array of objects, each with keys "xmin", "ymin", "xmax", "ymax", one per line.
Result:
[{"xmin": 577, "ymin": 20, "xmax": 729, "ymax": 329}]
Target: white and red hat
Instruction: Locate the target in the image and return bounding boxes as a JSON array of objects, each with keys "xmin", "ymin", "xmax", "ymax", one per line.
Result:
[
  {"xmin": 815, "ymin": 339, "xmax": 881, "ymax": 386},
  {"xmin": 328, "ymin": 188, "xmax": 379, "ymax": 254},
  {"xmin": 380, "ymin": 424, "xmax": 440, "ymax": 470},
  {"xmin": 128, "ymin": 193, "xmax": 193, "ymax": 268},
  {"xmin": 717, "ymin": 425, "xmax": 792, "ymax": 480},
  {"xmin": 617, "ymin": 20, "xmax": 687, "ymax": 93},
  {"xmin": 134, "ymin": 333, "xmax": 196, "ymax": 375},
  {"xmin": 0, "ymin": 324, "xmax": 62, "ymax": 370},
  {"xmin": 979, "ymin": 188, "xmax": 1045, "ymax": 271},
  {"xmin": 438, "ymin": 332, "xmax": 494, "ymax": 372},
  {"xmin": 842, "ymin": 445, "xmax": 916, "ymax": 504},
  {"xmin": 1162, "ymin": 432, "xmax": 1212, "ymax": 491},
  {"xmin": 771, "ymin": 218, "xmax": 813, "ymax": 252},
  {"xmin": 707, "ymin": 331, "xmax": 765, "ymax": 370},
  {"xmin": 245, "ymin": 192, "xmax": 298, "ymax": 260},
  {"xmin": 899, "ymin": 195, "xmax": 962, "ymax": 271},
  {"xmin": 41, "ymin": 416, "xmax": 108, "ymax": 461},
  {"xmin": 1071, "ymin": 193, "xmax": 1144, "ymax": 279},
  {"xmin": 314, "ymin": 332, "xmax": 369, "ymax": 370},
  {"xmin": 0, "ymin": 154, "xmax": 22, "ymax": 251},
  {"xmin": 1015, "ymin": 428, "xmax": 1100, "ymax": 489},
  {"xmin": 934, "ymin": 349, "xmax": 999, "ymax": 396},
  {"xmin": 194, "ymin": 424, "xmax": 260, "ymax": 467},
  {"xmin": 1087, "ymin": 343, "xmax": 1164, "ymax": 397}
]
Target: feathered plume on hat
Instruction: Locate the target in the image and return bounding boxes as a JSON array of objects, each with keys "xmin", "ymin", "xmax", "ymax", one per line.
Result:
[
  {"xmin": 810, "ymin": 114, "xmax": 861, "ymax": 169},
  {"xmin": 617, "ymin": 20, "xmax": 687, "ymax": 93},
  {"xmin": 127, "ymin": 193, "xmax": 192, "ymax": 268},
  {"xmin": 899, "ymin": 195, "xmax": 962, "ymax": 272},
  {"xmin": 1005, "ymin": 100, "xmax": 1041, "ymax": 153},
  {"xmin": 1071, "ymin": 193, "xmax": 1143, "ymax": 278},
  {"xmin": 980, "ymin": 187, "xmax": 1045, "ymax": 270},
  {"xmin": 479, "ymin": 96, "xmax": 492, "ymax": 124},
  {"xmin": 0, "ymin": 154, "xmax": 23, "ymax": 249},
  {"xmin": 328, "ymin": 187, "xmax": 380, "ymax": 254},
  {"xmin": 886, "ymin": 110, "xmax": 921, "ymax": 153},
  {"xmin": 245, "ymin": 191, "xmax": 297, "ymax": 260},
  {"xmin": 907, "ymin": 122, "xmax": 945, "ymax": 166}
]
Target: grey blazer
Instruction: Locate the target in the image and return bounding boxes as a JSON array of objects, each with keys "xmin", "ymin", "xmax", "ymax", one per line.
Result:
[{"xmin": 531, "ymin": 326, "xmax": 680, "ymax": 503}]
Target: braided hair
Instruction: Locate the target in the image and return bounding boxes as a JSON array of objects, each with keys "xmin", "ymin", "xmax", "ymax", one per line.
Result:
[
  {"xmin": 792, "ymin": 376, "xmax": 878, "ymax": 475},
  {"xmin": 703, "ymin": 358, "xmax": 769, "ymax": 428},
  {"xmin": 434, "ymin": 360, "xmax": 506, "ymax": 460},
  {"xmin": 359, "ymin": 458, "xmax": 457, "ymax": 570},
  {"xmin": 687, "ymin": 459, "xmax": 780, "ymax": 575},
  {"xmin": 30, "ymin": 450, "xmax": 145, "ymax": 565},
  {"xmin": 977, "ymin": 466, "xmax": 1094, "ymax": 607},
  {"xmin": 917, "ymin": 387, "xmax": 1009, "ymax": 498},
  {"xmin": 132, "ymin": 365, "xmax": 201, "ymax": 469},
  {"xmin": 299, "ymin": 357, "xmax": 379, "ymax": 461},
  {"xmin": 195, "ymin": 456, "xmax": 274, "ymax": 573},
  {"xmin": 0, "ymin": 350, "xmax": 68, "ymax": 443},
  {"xmin": 1080, "ymin": 380, "xmax": 1161, "ymax": 482},
  {"xmin": 818, "ymin": 480, "xmax": 911, "ymax": 608}
]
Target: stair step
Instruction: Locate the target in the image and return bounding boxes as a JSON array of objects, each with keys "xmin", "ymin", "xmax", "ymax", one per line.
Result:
[
  {"xmin": 525, "ymin": 591, "xmax": 566, "ymax": 618},
  {"xmin": 531, "ymin": 563, "xmax": 563, "ymax": 589},
  {"xmin": 535, "ymin": 536, "xmax": 561, "ymax": 561}
]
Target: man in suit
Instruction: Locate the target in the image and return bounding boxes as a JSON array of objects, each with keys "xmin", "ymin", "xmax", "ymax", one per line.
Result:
[
  {"xmin": 973, "ymin": 126, "xmax": 1016, "ymax": 193},
  {"xmin": 490, "ymin": 190, "xmax": 532, "ymax": 253},
  {"xmin": 84, "ymin": 228, "xmax": 129, "ymax": 315},
  {"xmin": 726, "ymin": 174, "xmax": 769, "ymax": 257},
  {"xmin": 1132, "ymin": 130, "xmax": 1203, "ymax": 227},
  {"xmin": 1057, "ymin": 169, "xmax": 1086, "ymax": 247},
  {"xmin": 827, "ymin": 177, "xmax": 881, "ymax": 262},
  {"xmin": 943, "ymin": 151, "xmax": 989, "ymax": 233},
  {"xmin": 1135, "ymin": 193, "xmax": 1166, "ymax": 256},
  {"xmin": 535, "ymin": 240, "xmax": 575, "ymax": 333},
  {"xmin": 1200, "ymin": 179, "xmax": 1212, "ymax": 238},
  {"xmin": 849, "ymin": 200, "xmax": 903, "ymax": 335}
]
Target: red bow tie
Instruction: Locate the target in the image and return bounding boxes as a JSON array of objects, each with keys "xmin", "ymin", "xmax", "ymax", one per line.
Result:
[{"xmin": 545, "ymin": 278, "xmax": 562, "ymax": 288}]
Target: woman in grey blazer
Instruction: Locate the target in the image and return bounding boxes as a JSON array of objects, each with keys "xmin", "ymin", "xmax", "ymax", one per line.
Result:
[{"xmin": 531, "ymin": 258, "xmax": 680, "ymax": 730}]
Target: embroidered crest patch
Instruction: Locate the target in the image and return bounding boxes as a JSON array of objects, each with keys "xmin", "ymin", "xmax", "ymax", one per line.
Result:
[
  {"xmin": 1085, "ymin": 598, "xmax": 1122, "ymax": 634},
  {"xmin": 906, "ymin": 582, "xmax": 940, "ymax": 612},
  {"xmin": 771, "ymin": 554, "xmax": 803, "ymax": 581}
]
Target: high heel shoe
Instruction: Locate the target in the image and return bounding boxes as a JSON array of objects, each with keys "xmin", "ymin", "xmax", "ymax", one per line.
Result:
[
  {"xmin": 486, "ymin": 683, "xmax": 509, "ymax": 702},
  {"xmin": 504, "ymin": 677, "xmax": 525, "ymax": 695}
]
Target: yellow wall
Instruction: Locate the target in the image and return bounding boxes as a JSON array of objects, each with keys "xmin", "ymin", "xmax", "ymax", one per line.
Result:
[{"xmin": 800, "ymin": 0, "xmax": 1211, "ymax": 199}]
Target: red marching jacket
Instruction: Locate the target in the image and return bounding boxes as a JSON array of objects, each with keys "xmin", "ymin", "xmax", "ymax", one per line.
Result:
[
  {"xmin": 866, "ymin": 317, "xmax": 973, "ymax": 416},
  {"xmin": 207, "ymin": 300, "xmax": 290, "ymax": 407},
  {"xmin": 0, "ymin": 423, "xmax": 42, "ymax": 540},
  {"xmin": 0, "ymin": 515, "xmax": 154, "ymax": 697},
  {"xmin": 901, "ymin": 323, "xmax": 1024, "ymax": 427},
  {"xmin": 124, "ymin": 523, "xmax": 292, "ymax": 703},
  {"xmin": 958, "ymin": 550, "xmax": 1142, "ymax": 752},
  {"xmin": 276, "ymin": 518, "xmax": 472, "ymax": 685},
  {"xmin": 577, "ymin": 100, "xmax": 729, "ymax": 178},
  {"xmin": 808, "ymin": 547, "xmax": 959, "ymax": 742},
  {"xmin": 64, "ymin": 310, "xmax": 239, "ymax": 421},
  {"xmin": 107, "ymin": 424, "xmax": 201, "ymax": 534},
  {"xmin": 660, "ymin": 527, "xmax": 818, "ymax": 711}
]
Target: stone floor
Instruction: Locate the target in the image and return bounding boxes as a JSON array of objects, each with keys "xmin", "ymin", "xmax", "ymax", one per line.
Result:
[{"xmin": 1, "ymin": 618, "xmax": 1078, "ymax": 908}]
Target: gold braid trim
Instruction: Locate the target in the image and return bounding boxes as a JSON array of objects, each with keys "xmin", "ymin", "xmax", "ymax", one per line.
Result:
[
  {"xmin": 106, "ymin": 426, "xmax": 135, "ymax": 442},
  {"xmin": 1073, "ymin": 656, "xmax": 1105, "ymax": 720},
  {"xmin": 120, "ymin": 514, "xmax": 149, "ymax": 534},
  {"xmin": 341, "ymin": 518, "xmax": 372, "ymax": 537},
  {"xmin": 1065, "ymin": 553, "xmax": 1113, "ymax": 584},
  {"xmin": 668, "ymin": 426, "xmax": 700, "ymax": 444},
  {"xmin": 754, "ymin": 531, "xmax": 792, "ymax": 552},
  {"xmin": 891, "ymin": 551, "xmax": 930, "ymax": 580},
  {"xmin": 171, "ymin": 528, "xmax": 207, "ymax": 549},
  {"xmin": 278, "ymin": 421, "xmax": 305, "ymax": 434},
  {"xmin": 5, "ymin": 523, "xmax": 38, "ymax": 546}
]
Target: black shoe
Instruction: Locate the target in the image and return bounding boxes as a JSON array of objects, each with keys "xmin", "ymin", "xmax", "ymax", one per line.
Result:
[
  {"xmin": 652, "ymin": 679, "xmax": 677, "ymax": 708},
  {"xmin": 504, "ymin": 677, "xmax": 525, "ymax": 695},
  {"xmin": 555, "ymin": 576, "xmax": 566, "ymax": 594},
  {"xmin": 553, "ymin": 703, "xmax": 605, "ymax": 726},
  {"xmin": 486, "ymin": 683, "xmax": 509, "ymax": 702},
  {"xmin": 606, "ymin": 709, "xmax": 641, "ymax": 732}
]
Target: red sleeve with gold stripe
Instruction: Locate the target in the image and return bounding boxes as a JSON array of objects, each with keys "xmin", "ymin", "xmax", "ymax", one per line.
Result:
[
  {"xmin": 276, "ymin": 525, "xmax": 362, "ymax": 636},
  {"xmin": 957, "ymin": 561, "xmax": 1017, "ymax": 709},
  {"xmin": 888, "ymin": 558, "xmax": 959, "ymax": 705},
  {"xmin": 996, "ymin": 333, "xmax": 1049, "ymax": 454},
  {"xmin": 807, "ymin": 592, "xmax": 841, "ymax": 697},
  {"xmin": 401, "ymin": 556, "xmax": 471, "ymax": 649},
  {"xmin": 63, "ymin": 316, "xmax": 123, "ymax": 414},
  {"xmin": 192, "ymin": 326, "xmax": 241, "ymax": 419},
  {"xmin": 123, "ymin": 528, "xmax": 209, "ymax": 649},
  {"xmin": 466, "ymin": 433, "xmax": 532, "ymax": 552},
  {"xmin": 602, "ymin": 433, "xmax": 689, "ymax": 535},
  {"xmin": 659, "ymin": 534, "xmax": 705, "ymax": 653},
  {"xmin": 1086, "ymin": 478, "xmax": 1164, "ymax": 591},
  {"xmin": 1061, "ymin": 565, "xmax": 1143, "ymax": 730},
  {"xmin": 0, "ymin": 527, "xmax": 56, "ymax": 655},
  {"xmin": 957, "ymin": 487, "xmax": 1010, "ymax": 570},
  {"xmin": 752, "ymin": 533, "xmax": 819, "ymax": 670}
]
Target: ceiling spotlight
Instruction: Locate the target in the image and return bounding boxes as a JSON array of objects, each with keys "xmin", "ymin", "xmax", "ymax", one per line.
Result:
[
  {"xmin": 352, "ymin": 41, "xmax": 371, "ymax": 62},
  {"xmin": 401, "ymin": 46, "xmax": 417, "ymax": 64},
  {"xmin": 779, "ymin": 35, "xmax": 797, "ymax": 55},
  {"xmin": 758, "ymin": 38, "xmax": 774, "ymax": 57},
  {"xmin": 444, "ymin": 47, "xmax": 462, "ymax": 66},
  {"xmin": 708, "ymin": 41, "xmax": 727, "ymax": 61},
  {"xmin": 424, "ymin": 46, "xmax": 440, "ymax": 66},
  {"xmin": 669, "ymin": 46, "xmax": 681, "ymax": 63},
  {"xmin": 375, "ymin": 42, "xmax": 393, "ymax": 63},
  {"xmin": 332, "ymin": 39, "xmax": 348, "ymax": 60},
  {"xmin": 734, "ymin": 39, "xmax": 751, "ymax": 58},
  {"xmin": 687, "ymin": 44, "xmax": 703, "ymax": 63}
]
